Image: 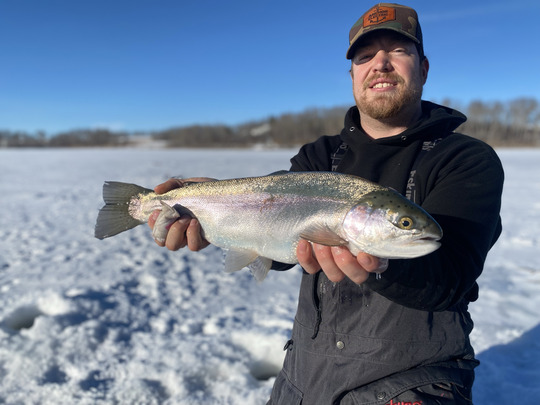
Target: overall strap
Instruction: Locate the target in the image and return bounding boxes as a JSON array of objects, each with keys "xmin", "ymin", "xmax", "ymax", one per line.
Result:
[
  {"xmin": 330, "ymin": 142, "xmax": 349, "ymax": 172},
  {"xmin": 308, "ymin": 141, "xmax": 350, "ymax": 339},
  {"xmin": 405, "ymin": 137, "xmax": 443, "ymax": 203}
]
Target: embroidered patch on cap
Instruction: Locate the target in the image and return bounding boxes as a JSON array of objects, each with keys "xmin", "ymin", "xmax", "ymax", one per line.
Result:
[{"xmin": 363, "ymin": 6, "xmax": 396, "ymax": 28}]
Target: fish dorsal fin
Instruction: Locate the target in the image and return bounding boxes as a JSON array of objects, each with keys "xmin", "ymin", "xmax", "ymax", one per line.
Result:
[
  {"xmin": 267, "ymin": 170, "xmax": 290, "ymax": 176},
  {"xmin": 223, "ymin": 249, "xmax": 259, "ymax": 274},
  {"xmin": 299, "ymin": 224, "xmax": 347, "ymax": 247}
]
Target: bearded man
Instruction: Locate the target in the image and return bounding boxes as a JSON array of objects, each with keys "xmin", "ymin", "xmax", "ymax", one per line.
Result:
[{"xmin": 150, "ymin": 4, "xmax": 504, "ymax": 404}]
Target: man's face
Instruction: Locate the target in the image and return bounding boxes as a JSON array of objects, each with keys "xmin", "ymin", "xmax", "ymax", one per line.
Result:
[{"xmin": 350, "ymin": 31, "xmax": 429, "ymax": 120}]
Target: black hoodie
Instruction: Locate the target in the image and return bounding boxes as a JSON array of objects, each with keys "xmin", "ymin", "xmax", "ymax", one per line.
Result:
[{"xmin": 269, "ymin": 102, "xmax": 504, "ymax": 404}]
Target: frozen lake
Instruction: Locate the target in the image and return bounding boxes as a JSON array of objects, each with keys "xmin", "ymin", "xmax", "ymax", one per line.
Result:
[{"xmin": 0, "ymin": 147, "xmax": 539, "ymax": 404}]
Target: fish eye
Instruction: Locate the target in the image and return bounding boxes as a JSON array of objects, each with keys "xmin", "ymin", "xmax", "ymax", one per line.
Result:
[{"xmin": 398, "ymin": 216, "xmax": 413, "ymax": 229}]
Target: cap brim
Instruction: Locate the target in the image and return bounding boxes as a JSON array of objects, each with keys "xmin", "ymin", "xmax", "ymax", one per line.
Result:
[{"xmin": 346, "ymin": 27, "xmax": 421, "ymax": 59}]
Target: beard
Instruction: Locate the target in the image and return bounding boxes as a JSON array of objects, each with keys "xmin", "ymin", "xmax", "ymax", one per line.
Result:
[{"xmin": 355, "ymin": 73, "xmax": 423, "ymax": 120}]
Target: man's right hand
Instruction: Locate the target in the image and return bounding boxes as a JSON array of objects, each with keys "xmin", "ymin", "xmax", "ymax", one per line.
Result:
[{"xmin": 148, "ymin": 178, "xmax": 213, "ymax": 252}]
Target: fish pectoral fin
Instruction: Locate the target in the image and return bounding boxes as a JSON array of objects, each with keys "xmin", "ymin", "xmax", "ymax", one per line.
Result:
[
  {"xmin": 299, "ymin": 225, "xmax": 347, "ymax": 247},
  {"xmin": 223, "ymin": 249, "xmax": 259, "ymax": 274}
]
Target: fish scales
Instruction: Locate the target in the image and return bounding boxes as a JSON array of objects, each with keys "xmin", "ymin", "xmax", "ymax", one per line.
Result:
[
  {"xmin": 130, "ymin": 172, "xmax": 381, "ymax": 222},
  {"xmin": 95, "ymin": 171, "xmax": 442, "ymax": 281}
]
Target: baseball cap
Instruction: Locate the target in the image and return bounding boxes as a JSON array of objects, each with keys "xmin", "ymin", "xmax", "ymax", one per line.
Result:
[{"xmin": 346, "ymin": 3, "xmax": 423, "ymax": 59}]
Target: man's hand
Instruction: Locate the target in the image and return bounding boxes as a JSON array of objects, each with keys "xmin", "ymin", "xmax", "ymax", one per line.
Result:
[
  {"xmin": 296, "ymin": 240, "xmax": 388, "ymax": 284},
  {"xmin": 148, "ymin": 178, "xmax": 213, "ymax": 252}
]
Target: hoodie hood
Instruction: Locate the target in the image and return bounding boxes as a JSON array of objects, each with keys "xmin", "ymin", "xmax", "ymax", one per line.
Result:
[{"xmin": 341, "ymin": 101, "xmax": 467, "ymax": 147}]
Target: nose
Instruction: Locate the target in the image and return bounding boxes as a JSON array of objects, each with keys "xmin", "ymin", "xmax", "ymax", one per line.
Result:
[{"xmin": 372, "ymin": 50, "xmax": 392, "ymax": 72}]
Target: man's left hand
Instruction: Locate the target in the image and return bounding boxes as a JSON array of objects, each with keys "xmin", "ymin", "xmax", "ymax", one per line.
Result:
[{"xmin": 296, "ymin": 240, "xmax": 388, "ymax": 284}]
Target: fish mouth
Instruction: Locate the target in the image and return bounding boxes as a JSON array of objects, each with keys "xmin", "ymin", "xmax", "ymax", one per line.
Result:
[
  {"xmin": 409, "ymin": 231, "xmax": 442, "ymax": 249},
  {"xmin": 417, "ymin": 223, "xmax": 443, "ymax": 243},
  {"xmin": 417, "ymin": 234, "xmax": 441, "ymax": 242}
]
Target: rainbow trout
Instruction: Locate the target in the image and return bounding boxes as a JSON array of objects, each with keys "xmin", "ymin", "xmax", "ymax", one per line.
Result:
[{"xmin": 95, "ymin": 171, "xmax": 442, "ymax": 281}]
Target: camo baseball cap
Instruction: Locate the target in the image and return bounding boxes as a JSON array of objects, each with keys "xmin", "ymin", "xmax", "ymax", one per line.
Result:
[{"xmin": 346, "ymin": 3, "xmax": 423, "ymax": 59}]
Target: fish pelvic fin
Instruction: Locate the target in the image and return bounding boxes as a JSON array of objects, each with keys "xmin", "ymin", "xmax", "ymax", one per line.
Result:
[
  {"xmin": 248, "ymin": 257, "xmax": 273, "ymax": 283},
  {"xmin": 94, "ymin": 181, "xmax": 152, "ymax": 239},
  {"xmin": 223, "ymin": 249, "xmax": 272, "ymax": 282}
]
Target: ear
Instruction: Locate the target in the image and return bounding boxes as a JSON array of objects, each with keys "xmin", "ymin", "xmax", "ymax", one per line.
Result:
[{"xmin": 420, "ymin": 57, "xmax": 429, "ymax": 84}]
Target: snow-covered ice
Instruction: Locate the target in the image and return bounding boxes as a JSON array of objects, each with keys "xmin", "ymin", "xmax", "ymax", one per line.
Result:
[{"xmin": 0, "ymin": 147, "xmax": 538, "ymax": 404}]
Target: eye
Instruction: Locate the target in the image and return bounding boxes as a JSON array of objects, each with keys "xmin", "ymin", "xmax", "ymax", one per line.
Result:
[
  {"xmin": 398, "ymin": 216, "xmax": 413, "ymax": 229},
  {"xmin": 353, "ymin": 53, "xmax": 373, "ymax": 64}
]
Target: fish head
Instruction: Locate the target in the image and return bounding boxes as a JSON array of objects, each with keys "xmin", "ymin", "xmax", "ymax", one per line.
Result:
[{"xmin": 342, "ymin": 189, "xmax": 443, "ymax": 259}]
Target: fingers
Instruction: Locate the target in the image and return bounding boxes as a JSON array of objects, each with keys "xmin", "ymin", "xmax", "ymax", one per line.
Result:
[
  {"xmin": 314, "ymin": 245, "xmax": 347, "ymax": 283},
  {"xmin": 296, "ymin": 239, "xmax": 320, "ymax": 274},
  {"xmin": 330, "ymin": 246, "xmax": 368, "ymax": 284},
  {"xmin": 163, "ymin": 218, "xmax": 209, "ymax": 251},
  {"xmin": 154, "ymin": 177, "xmax": 217, "ymax": 194},
  {"xmin": 154, "ymin": 178, "xmax": 184, "ymax": 194},
  {"xmin": 297, "ymin": 240, "xmax": 388, "ymax": 284},
  {"xmin": 149, "ymin": 211, "xmax": 209, "ymax": 251},
  {"xmin": 356, "ymin": 253, "xmax": 389, "ymax": 273},
  {"xmin": 164, "ymin": 216, "xmax": 192, "ymax": 250},
  {"xmin": 185, "ymin": 219, "xmax": 210, "ymax": 251},
  {"xmin": 296, "ymin": 241, "xmax": 347, "ymax": 282},
  {"xmin": 149, "ymin": 177, "xmax": 214, "ymax": 251}
]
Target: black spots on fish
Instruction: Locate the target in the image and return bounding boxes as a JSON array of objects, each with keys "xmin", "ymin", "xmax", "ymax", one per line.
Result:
[{"xmin": 369, "ymin": 191, "xmax": 398, "ymax": 208}]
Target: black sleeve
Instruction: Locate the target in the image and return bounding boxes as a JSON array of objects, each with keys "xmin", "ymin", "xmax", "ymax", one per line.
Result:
[{"xmin": 365, "ymin": 137, "xmax": 504, "ymax": 311}]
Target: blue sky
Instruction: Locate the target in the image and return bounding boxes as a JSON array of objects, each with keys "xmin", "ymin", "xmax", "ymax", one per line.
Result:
[{"xmin": 1, "ymin": 0, "xmax": 539, "ymax": 134}]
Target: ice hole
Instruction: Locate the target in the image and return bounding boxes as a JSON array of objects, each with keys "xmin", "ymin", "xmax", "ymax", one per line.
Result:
[
  {"xmin": 3, "ymin": 305, "xmax": 44, "ymax": 331},
  {"xmin": 249, "ymin": 360, "xmax": 281, "ymax": 381}
]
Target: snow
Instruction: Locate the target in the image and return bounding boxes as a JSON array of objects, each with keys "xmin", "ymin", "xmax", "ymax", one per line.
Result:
[{"xmin": 0, "ymin": 147, "xmax": 538, "ymax": 404}]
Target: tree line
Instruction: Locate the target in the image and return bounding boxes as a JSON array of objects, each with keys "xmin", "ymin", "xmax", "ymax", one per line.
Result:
[
  {"xmin": 0, "ymin": 128, "xmax": 130, "ymax": 148},
  {"xmin": 2, "ymin": 98, "xmax": 539, "ymax": 148}
]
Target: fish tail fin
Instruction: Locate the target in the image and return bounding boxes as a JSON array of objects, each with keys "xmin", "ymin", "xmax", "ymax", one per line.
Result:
[
  {"xmin": 101, "ymin": 181, "xmax": 152, "ymax": 205},
  {"xmin": 94, "ymin": 181, "xmax": 152, "ymax": 239}
]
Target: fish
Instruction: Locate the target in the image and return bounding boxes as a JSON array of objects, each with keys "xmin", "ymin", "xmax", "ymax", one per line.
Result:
[{"xmin": 94, "ymin": 171, "xmax": 442, "ymax": 281}]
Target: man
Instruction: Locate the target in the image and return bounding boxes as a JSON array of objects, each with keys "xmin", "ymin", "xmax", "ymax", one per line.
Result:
[{"xmin": 149, "ymin": 3, "xmax": 504, "ymax": 404}]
